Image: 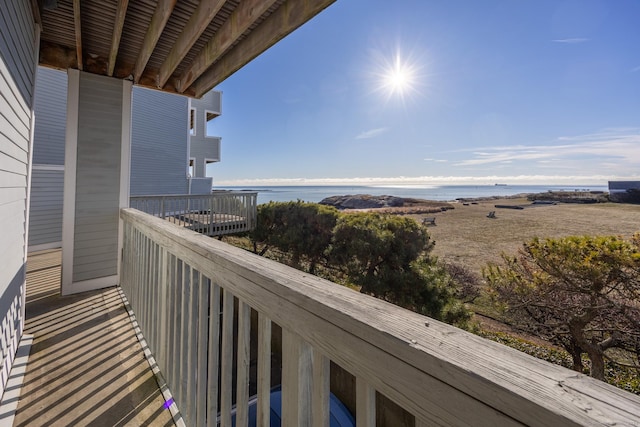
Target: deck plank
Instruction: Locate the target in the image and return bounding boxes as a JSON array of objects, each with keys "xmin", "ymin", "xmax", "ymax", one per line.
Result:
[{"xmin": 13, "ymin": 249, "xmax": 175, "ymax": 426}]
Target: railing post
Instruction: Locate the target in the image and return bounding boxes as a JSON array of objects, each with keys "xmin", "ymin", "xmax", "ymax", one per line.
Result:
[{"xmin": 160, "ymin": 196, "xmax": 165, "ymax": 219}]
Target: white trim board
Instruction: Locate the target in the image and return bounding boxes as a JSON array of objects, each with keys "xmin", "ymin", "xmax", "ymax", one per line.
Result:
[{"xmin": 61, "ymin": 68, "xmax": 79, "ymax": 294}]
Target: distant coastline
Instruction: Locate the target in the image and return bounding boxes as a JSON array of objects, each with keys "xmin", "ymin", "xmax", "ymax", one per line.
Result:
[{"xmin": 215, "ymin": 184, "xmax": 609, "ymax": 205}]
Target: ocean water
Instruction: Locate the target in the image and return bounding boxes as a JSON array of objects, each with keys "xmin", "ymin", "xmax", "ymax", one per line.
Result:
[{"xmin": 216, "ymin": 185, "xmax": 609, "ymax": 205}]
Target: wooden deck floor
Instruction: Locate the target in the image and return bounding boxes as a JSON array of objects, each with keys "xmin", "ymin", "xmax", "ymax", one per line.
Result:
[{"xmin": 13, "ymin": 250, "xmax": 175, "ymax": 426}]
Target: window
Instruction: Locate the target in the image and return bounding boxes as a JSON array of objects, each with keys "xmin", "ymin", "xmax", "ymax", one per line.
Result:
[{"xmin": 189, "ymin": 108, "xmax": 196, "ymax": 136}]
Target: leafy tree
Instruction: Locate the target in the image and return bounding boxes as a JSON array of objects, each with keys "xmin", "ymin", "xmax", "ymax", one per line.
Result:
[
  {"xmin": 484, "ymin": 235, "xmax": 640, "ymax": 380},
  {"xmin": 252, "ymin": 201, "xmax": 339, "ymax": 273},
  {"xmin": 329, "ymin": 213, "xmax": 470, "ymax": 326}
]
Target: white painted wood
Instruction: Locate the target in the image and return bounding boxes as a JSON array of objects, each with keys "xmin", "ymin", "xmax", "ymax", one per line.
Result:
[
  {"xmin": 120, "ymin": 208, "xmax": 640, "ymax": 427},
  {"xmin": 219, "ymin": 288, "xmax": 234, "ymax": 427},
  {"xmin": 207, "ymin": 281, "xmax": 221, "ymax": 427},
  {"xmin": 61, "ymin": 68, "xmax": 79, "ymax": 294},
  {"xmin": 312, "ymin": 349, "xmax": 330, "ymax": 427},
  {"xmin": 256, "ymin": 314, "xmax": 271, "ymax": 427},
  {"xmin": 282, "ymin": 330, "xmax": 312, "ymax": 427},
  {"xmin": 186, "ymin": 267, "xmax": 199, "ymax": 424},
  {"xmin": 236, "ymin": 300, "xmax": 251, "ymax": 427},
  {"xmin": 196, "ymin": 271, "xmax": 208, "ymax": 427},
  {"xmin": 117, "ymin": 79, "xmax": 132, "ymax": 282},
  {"xmin": 356, "ymin": 378, "xmax": 375, "ymax": 427}
]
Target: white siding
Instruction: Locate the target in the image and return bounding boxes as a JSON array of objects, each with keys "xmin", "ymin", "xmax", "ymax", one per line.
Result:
[
  {"xmin": 33, "ymin": 67, "xmax": 67, "ymax": 165},
  {"xmin": 28, "ymin": 168, "xmax": 64, "ymax": 248},
  {"xmin": 189, "ymin": 90, "xmax": 222, "ymax": 178},
  {"xmin": 0, "ymin": 0, "xmax": 36, "ymax": 397},
  {"xmin": 130, "ymin": 87, "xmax": 189, "ymax": 195},
  {"xmin": 72, "ymin": 73, "xmax": 123, "ymax": 283}
]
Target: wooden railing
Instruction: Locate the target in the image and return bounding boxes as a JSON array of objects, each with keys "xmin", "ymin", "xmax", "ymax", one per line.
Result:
[
  {"xmin": 129, "ymin": 192, "xmax": 257, "ymax": 237},
  {"xmin": 119, "ymin": 208, "xmax": 640, "ymax": 427}
]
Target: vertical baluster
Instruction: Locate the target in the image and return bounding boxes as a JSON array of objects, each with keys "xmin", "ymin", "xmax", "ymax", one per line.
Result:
[
  {"xmin": 220, "ymin": 289, "xmax": 235, "ymax": 427},
  {"xmin": 207, "ymin": 281, "xmax": 221, "ymax": 427},
  {"xmin": 356, "ymin": 377, "xmax": 376, "ymax": 427},
  {"xmin": 236, "ymin": 301, "xmax": 251, "ymax": 427},
  {"xmin": 171, "ymin": 258, "xmax": 183, "ymax": 404},
  {"xmin": 157, "ymin": 247, "xmax": 168, "ymax": 371},
  {"xmin": 312, "ymin": 349, "xmax": 330, "ymax": 427},
  {"xmin": 282, "ymin": 330, "xmax": 312, "ymax": 427},
  {"xmin": 180, "ymin": 264, "xmax": 191, "ymax": 421},
  {"xmin": 186, "ymin": 267, "xmax": 198, "ymax": 423},
  {"xmin": 168, "ymin": 254, "xmax": 178, "ymax": 397},
  {"xmin": 257, "ymin": 314, "xmax": 271, "ymax": 427},
  {"xmin": 195, "ymin": 273, "xmax": 208, "ymax": 426}
]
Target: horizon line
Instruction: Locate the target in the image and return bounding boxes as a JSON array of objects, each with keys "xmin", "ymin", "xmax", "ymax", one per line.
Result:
[{"xmin": 213, "ymin": 175, "xmax": 638, "ymax": 187}]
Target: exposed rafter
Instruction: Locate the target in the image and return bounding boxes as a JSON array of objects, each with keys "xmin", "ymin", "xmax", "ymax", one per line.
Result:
[
  {"xmin": 133, "ymin": 0, "xmax": 177, "ymax": 83},
  {"xmin": 177, "ymin": 0, "xmax": 279, "ymax": 93},
  {"xmin": 156, "ymin": 0, "xmax": 226, "ymax": 89},
  {"xmin": 107, "ymin": 0, "xmax": 129, "ymax": 77},
  {"xmin": 72, "ymin": 0, "xmax": 82, "ymax": 71},
  {"xmin": 38, "ymin": 0, "xmax": 337, "ymax": 98},
  {"xmin": 193, "ymin": 0, "xmax": 336, "ymax": 98}
]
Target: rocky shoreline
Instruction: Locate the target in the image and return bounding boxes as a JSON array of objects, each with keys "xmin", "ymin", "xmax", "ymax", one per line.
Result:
[{"xmin": 319, "ymin": 191, "xmax": 610, "ymax": 212}]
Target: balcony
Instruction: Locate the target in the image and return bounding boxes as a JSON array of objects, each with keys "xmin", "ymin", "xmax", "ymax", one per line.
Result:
[
  {"xmin": 9, "ymin": 209, "xmax": 640, "ymax": 426},
  {"xmin": 130, "ymin": 192, "xmax": 257, "ymax": 237},
  {"xmin": 117, "ymin": 208, "xmax": 639, "ymax": 426}
]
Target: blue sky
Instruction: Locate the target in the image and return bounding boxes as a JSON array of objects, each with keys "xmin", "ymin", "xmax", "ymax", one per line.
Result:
[{"xmin": 207, "ymin": 0, "xmax": 640, "ymax": 186}]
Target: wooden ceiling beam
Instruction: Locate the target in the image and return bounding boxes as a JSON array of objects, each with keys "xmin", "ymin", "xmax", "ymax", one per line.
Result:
[
  {"xmin": 133, "ymin": 0, "xmax": 177, "ymax": 83},
  {"xmin": 176, "ymin": 0, "xmax": 279, "ymax": 93},
  {"xmin": 72, "ymin": 0, "xmax": 82, "ymax": 70},
  {"xmin": 107, "ymin": 0, "xmax": 129, "ymax": 77},
  {"xmin": 193, "ymin": 0, "xmax": 335, "ymax": 98},
  {"xmin": 156, "ymin": 0, "xmax": 226, "ymax": 89}
]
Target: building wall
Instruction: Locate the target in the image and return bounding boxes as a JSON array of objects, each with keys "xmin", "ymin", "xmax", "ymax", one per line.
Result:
[
  {"xmin": 189, "ymin": 90, "xmax": 221, "ymax": 180},
  {"xmin": 608, "ymin": 181, "xmax": 640, "ymax": 203},
  {"xmin": 130, "ymin": 87, "xmax": 189, "ymax": 196},
  {"xmin": 0, "ymin": 0, "xmax": 36, "ymax": 397},
  {"xmin": 28, "ymin": 67, "xmax": 67, "ymax": 250},
  {"xmin": 29, "ymin": 167, "xmax": 64, "ymax": 248},
  {"xmin": 70, "ymin": 72, "xmax": 124, "ymax": 283}
]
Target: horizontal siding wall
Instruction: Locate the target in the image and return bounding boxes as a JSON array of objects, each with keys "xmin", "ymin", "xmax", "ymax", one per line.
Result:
[
  {"xmin": 28, "ymin": 168, "xmax": 63, "ymax": 248},
  {"xmin": 190, "ymin": 177, "xmax": 213, "ymax": 195},
  {"xmin": 0, "ymin": 0, "xmax": 35, "ymax": 397},
  {"xmin": 72, "ymin": 73, "xmax": 122, "ymax": 283},
  {"xmin": 33, "ymin": 67, "xmax": 67, "ymax": 165},
  {"xmin": 130, "ymin": 87, "xmax": 188, "ymax": 196}
]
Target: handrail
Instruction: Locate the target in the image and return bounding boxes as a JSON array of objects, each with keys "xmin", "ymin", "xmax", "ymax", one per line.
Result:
[
  {"xmin": 129, "ymin": 192, "xmax": 257, "ymax": 236},
  {"xmin": 120, "ymin": 207, "xmax": 640, "ymax": 427}
]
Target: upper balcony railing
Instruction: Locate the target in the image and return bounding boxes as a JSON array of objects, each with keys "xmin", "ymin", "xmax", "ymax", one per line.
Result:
[
  {"xmin": 119, "ymin": 207, "xmax": 640, "ymax": 427},
  {"xmin": 129, "ymin": 191, "xmax": 256, "ymax": 237}
]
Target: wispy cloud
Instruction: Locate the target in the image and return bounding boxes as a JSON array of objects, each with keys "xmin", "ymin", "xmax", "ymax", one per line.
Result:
[
  {"xmin": 355, "ymin": 127, "xmax": 389, "ymax": 140},
  {"xmin": 552, "ymin": 38, "xmax": 589, "ymax": 44},
  {"xmin": 454, "ymin": 129, "xmax": 640, "ymax": 170},
  {"xmin": 632, "ymin": 65, "xmax": 640, "ymax": 73},
  {"xmin": 424, "ymin": 158, "xmax": 448, "ymax": 163}
]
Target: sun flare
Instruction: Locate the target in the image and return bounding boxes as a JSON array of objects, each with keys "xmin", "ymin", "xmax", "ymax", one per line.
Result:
[
  {"xmin": 369, "ymin": 48, "xmax": 424, "ymax": 103},
  {"xmin": 383, "ymin": 55, "xmax": 416, "ymax": 95}
]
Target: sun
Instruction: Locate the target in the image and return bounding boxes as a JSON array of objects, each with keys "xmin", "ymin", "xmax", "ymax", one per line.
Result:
[
  {"xmin": 369, "ymin": 48, "xmax": 424, "ymax": 103},
  {"xmin": 383, "ymin": 55, "xmax": 417, "ymax": 96}
]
